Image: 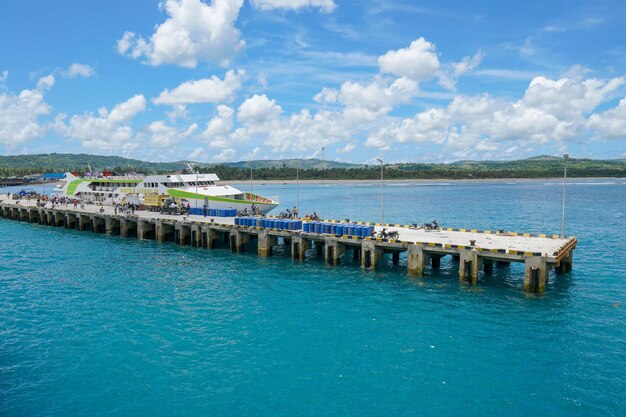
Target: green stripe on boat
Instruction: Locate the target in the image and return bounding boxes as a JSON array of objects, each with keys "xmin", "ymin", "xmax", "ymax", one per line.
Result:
[{"xmin": 167, "ymin": 189, "xmax": 277, "ymax": 205}]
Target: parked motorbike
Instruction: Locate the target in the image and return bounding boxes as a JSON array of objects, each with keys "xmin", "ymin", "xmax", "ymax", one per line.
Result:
[{"xmin": 372, "ymin": 227, "xmax": 400, "ymax": 240}]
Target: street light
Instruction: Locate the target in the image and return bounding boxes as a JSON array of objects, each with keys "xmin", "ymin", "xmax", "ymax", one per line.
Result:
[
  {"xmin": 296, "ymin": 160, "xmax": 300, "ymax": 217},
  {"xmin": 561, "ymin": 153, "xmax": 569, "ymax": 237},
  {"xmin": 376, "ymin": 158, "xmax": 384, "ymax": 225},
  {"xmin": 250, "ymin": 165, "xmax": 254, "ymax": 214}
]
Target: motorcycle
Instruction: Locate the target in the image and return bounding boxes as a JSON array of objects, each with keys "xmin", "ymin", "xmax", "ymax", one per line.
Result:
[
  {"xmin": 237, "ymin": 208, "xmax": 251, "ymax": 217},
  {"xmin": 278, "ymin": 209, "xmax": 293, "ymax": 219},
  {"xmin": 372, "ymin": 227, "xmax": 400, "ymax": 240},
  {"xmin": 424, "ymin": 220, "xmax": 439, "ymax": 231}
]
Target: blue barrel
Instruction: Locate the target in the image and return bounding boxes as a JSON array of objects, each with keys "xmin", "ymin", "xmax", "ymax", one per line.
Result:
[
  {"xmin": 347, "ymin": 225, "xmax": 354, "ymax": 236},
  {"xmin": 336, "ymin": 224, "xmax": 343, "ymax": 236},
  {"xmin": 311, "ymin": 222, "xmax": 318, "ymax": 233},
  {"xmin": 331, "ymin": 225, "xmax": 337, "ymax": 234},
  {"xmin": 303, "ymin": 222, "xmax": 309, "ymax": 232},
  {"xmin": 235, "ymin": 218, "xmax": 239, "ymax": 226},
  {"xmin": 288, "ymin": 221, "xmax": 295, "ymax": 230},
  {"xmin": 358, "ymin": 226, "xmax": 366, "ymax": 237},
  {"xmin": 324, "ymin": 224, "xmax": 331, "ymax": 234}
]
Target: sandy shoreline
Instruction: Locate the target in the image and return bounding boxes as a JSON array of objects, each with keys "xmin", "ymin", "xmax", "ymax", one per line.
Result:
[{"xmin": 227, "ymin": 177, "xmax": 623, "ymax": 185}]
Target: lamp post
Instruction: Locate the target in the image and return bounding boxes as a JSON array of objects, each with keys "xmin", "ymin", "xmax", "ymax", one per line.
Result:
[
  {"xmin": 376, "ymin": 158, "xmax": 384, "ymax": 225},
  {"xmin": 250, "ymin": 165, "xmax": 254, "ymax": 214},
  {"xmin": 561, "ymin": 153, "xmax": 569, "ymax": 237},
  {"xmin": 296, "ymin": 160, "xmax": 300, "ymax": 217}
]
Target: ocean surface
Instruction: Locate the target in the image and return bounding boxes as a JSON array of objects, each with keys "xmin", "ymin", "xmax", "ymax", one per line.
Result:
[{"xmin": 1, "ymin": 179, "xmax": 625, "ymax": 416}]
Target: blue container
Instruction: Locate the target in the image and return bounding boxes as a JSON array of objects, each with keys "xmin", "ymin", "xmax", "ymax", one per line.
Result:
[
  {"xmin": 312, "ymin": 222, "xmax": 319, "ymax": 233},
  {"xmin": 331, "ymin": 225, "xmax": 337, "ymax": 234},
  {"xmin": 348, "ymin": 225, "xmax": 355, "ymax": 236},
  {"xmin": 303, "ymin": 222, "xmax": 309, "ymax": 232},
  {"xmin": 325, "ymin": 224, "xmax": 332, "ymax": 234}
]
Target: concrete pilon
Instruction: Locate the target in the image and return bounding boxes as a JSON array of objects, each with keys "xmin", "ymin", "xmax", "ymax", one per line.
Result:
[
  {"xmin": 362, "ymin": 240, "xmax": 384, "ymax": 270},
  {"xmin": 91, "ymin": 216, "xmax": 106, "ymax": 233},
  {"xmin": 203, "ymin": 227, "xmax": 220, "ymax": 249},
  {"xmin": 459, "ymin": 249, "xmax": 481, "ymax": 284},
  {"xmin": 46, "ymin": 211, "xmax": 54, "ymax": 226},
  {"xmin": 66, "ymin": 213, "xmax": 77, "ymax": 229},
  {"xmin": 138, "ymin": 220, "xmax": 155, "ymax": 240},
  {"xmin": 407, "ymin": 244, "xmax": 426, "ymax": 277},
  {"xmin": 175, "ymin": 224, "xmax": 191, "ymax": 245},
  {"xmin": 524, "ymin": 256, "xmax": 548, "ymax": 294},
  {"xmin": 27, "ymin": 209, "xmax": 37, "ymax": 223},
  {"xmin": 290, "ymin": 236, "xmax": 311, "ymax": 261},
  {"xmin": 190, "ymin": 224, "xmax": 202, "ymax": 247},
  {"xmin": 229, "ymin": 229, "xmax": 250, "ymax": 253},
  {"xmin": 483, "ymin": 260, "xmax": 494, "ymax": 274},
  {"xmin": 558, "ymin": 251, "xmax": 573, "ymax": 273},
  {"xmin": 324, "ymin": 237, "xmax": 346, "ymax": 265},
  {"xmin": 105, "ymin": 217, "xmax": 118, "ymax": 235},
  {"xmin": 257, "ymin": 230, "xmax": 276, "ymax": 257},
  {"xmin": 78, "ymin": 214, "xmax": 91, "ymax": 232},
  {"xmin": 120, "ymin": 218, "xmax": 129, "ymax": 237}
]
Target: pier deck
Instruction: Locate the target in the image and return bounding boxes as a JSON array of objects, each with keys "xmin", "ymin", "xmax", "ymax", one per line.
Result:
[{"xmin": 0, "ymin": 200, "xmax": 576, "ymax": 294}]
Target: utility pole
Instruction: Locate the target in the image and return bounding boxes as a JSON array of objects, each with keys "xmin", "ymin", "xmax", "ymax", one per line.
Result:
[
  {"xmin": 376, "ymin": 158, "xmax": 384, "ymax": 225},
  {"xmin": 561, "ymin": 153, "xmax": 569, "ymax": 237}
]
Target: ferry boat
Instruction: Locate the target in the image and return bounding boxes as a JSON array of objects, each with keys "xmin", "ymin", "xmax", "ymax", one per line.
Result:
[{"xmin": 58, "ymin": 172, "xmax": 279, "ymax": 214}]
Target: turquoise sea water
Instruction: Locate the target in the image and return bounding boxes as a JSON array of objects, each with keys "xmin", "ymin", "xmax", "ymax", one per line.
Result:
[{"xmin": 1, "ymin": 179, "xmax": 625, "ymax": 416}]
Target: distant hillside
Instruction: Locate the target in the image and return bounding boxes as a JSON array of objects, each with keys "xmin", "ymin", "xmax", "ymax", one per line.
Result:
[
  {"xmin": 0, "ymin": 154, "xmax": 360, "ymax": 173},
  {"xmin": 0, "ymin": 153, "xmax": 624, "ymax": 180},
  {"xmin": 216, "ymin": 158, "xmax": 361, "ymax": 170}
]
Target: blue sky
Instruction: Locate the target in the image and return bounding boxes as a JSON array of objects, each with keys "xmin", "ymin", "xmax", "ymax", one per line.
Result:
[{"xmin": 1, "ymin": 0, "xmax": 625, "ymax": 163}]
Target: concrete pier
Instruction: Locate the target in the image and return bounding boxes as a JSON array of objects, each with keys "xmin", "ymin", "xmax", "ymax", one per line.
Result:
[{"xmin": 0, "ymin": 200, "xmax": 577, "ymax": 294}]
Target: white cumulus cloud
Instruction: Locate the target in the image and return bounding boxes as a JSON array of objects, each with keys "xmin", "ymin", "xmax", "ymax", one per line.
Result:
[
  {"xmin": 153, "ymin": 69, "xmax": 245, "ymax": 105},
  {"xmin": 117, "ymin": 0, "xmax": 245, "ymax": 68},
  {"xmin": 202, "ymin": 105, "xmax": 235, "ymax": 147},
  {"xmin": 0, "ymin": 78, "xmax": 53, "ymax": 147},
  {"xmin": 148, "ymin": 120, "xmax": 198, "ymax": 147},
  {"xmin": 63, "ymin": 63, "xmax": 95, "ymax": 78},
  {"xmin": 588, "ymin": 97, "xmax": 626, "ymax": 140},
  {"xmin": 251, "ymin": 0, "xmax": 336, "ymax": 13},
  {"xmin": 237, "ymin": 94, "xmax": 282, "ymax": 124},
  {"xmin": 378, "ymin": 37, "xmax": 440, "ymax": 81},
  {"xmin": 55, "ymin": 94, "xmax": 147, "ymax": 152}
]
